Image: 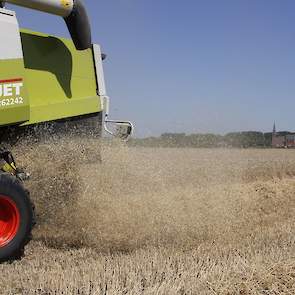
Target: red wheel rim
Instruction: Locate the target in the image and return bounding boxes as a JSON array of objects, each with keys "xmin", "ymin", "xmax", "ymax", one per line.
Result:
[{"xmin": 0, "ymin": 195, "xmax": 20, "ymax": 247}]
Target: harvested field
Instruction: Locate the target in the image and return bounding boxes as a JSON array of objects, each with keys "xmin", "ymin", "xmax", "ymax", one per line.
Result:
[{"xmin": 1, "ymin": 143, "xmax": 295, "ymax": 294}]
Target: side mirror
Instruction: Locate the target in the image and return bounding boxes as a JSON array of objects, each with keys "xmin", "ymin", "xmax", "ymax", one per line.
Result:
[
  {"xmin": 114, "ymin": 122, "xmax": 133, "ymax": 140},
  {"xmin": 104, "ymin": 120, "xmax": 134, "ymax": 141},
  {"xmin": 102, "ymin": 96, "xmax": 134, "ymax": 141}
]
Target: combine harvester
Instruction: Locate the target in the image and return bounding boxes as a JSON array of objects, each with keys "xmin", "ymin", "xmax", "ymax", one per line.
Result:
[{"xmin": 0, "ymin": 0, "xmax": 133, "ymax": 262}]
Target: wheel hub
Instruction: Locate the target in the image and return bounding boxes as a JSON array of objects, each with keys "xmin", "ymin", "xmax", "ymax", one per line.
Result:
[{"xmin": 0, "ymin": 195, "xmax": 20, "ymax": 247}]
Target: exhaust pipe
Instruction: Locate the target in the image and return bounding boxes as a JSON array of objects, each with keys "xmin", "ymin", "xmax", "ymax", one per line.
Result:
[{"xmin": 3, "ymin": 0, "xmax": 92, "ymax": 50}]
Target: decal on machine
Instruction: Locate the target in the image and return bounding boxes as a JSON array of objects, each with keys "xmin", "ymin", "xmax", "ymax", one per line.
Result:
[
  {"xmin": 61, "ymin": 0, "xmax": 71, "ymax": 8},
  {"xmin": 0, "ymin": 78, "xmax": 24, "ymax": 107}
]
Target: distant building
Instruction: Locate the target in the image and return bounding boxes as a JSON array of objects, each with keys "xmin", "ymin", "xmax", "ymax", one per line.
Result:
[
  {"xmin": 272, "ymin": 122, "xmax": 295, "ymax": 148},
  {"xmin": 286, "ymin": 134, "xmax": 295, "ymax": 148}
]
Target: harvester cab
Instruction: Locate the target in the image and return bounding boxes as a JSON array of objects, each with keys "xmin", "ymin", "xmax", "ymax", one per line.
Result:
[{"xmin": 0, "ymin": 0, "xmax": 133, "ymax": 262}]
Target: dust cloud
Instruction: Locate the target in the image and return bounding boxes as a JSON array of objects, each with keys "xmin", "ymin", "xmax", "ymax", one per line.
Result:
[
  {"xmin": 1, "ymin": 139, "xmax": 295, "ymax": 294},
  {"xmin": 12, "ymin": 138, "xmax": 295, "ymax": 253}
]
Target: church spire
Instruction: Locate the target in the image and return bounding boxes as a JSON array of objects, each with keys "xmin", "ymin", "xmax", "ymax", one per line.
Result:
[{"xmin": 273, "ymin": 122, "xmax": 276, "ymax": 135}]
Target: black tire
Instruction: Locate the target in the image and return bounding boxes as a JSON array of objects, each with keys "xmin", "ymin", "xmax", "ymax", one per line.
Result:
[{"xmin": 0, "ymin": 173, "xmax": 34, "ymax": 263}]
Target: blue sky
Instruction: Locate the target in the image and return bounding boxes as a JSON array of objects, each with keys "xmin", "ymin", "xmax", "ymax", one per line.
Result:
[{"xmin": 7, "ymin": 0, "xmax": 295, "ymax": 137}]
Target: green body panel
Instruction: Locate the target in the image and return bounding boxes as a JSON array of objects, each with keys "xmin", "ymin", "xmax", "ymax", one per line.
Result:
[
  {"xmin": 0, "ymin": 29, "xmax": 102, "ymax": 127},
  {"xmin": 0, "ymin": 59, "xmax": 30, "ymax": 125}
]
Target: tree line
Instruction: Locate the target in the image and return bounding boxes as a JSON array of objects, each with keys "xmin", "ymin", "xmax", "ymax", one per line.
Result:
[{"xmin": 128, "ymin": 131, "xmax": 287, "ymax": 148}]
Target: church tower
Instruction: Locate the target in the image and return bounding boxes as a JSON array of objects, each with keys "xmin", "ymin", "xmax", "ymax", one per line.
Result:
[{"xmin": 272, "ymin": 122, "xmax": 277, "ymax": 147}]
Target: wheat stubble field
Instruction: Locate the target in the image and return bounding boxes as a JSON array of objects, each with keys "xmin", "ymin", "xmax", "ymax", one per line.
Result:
[{"xmin": 1, "ymin": 141, "xmax": 295, "ymax": 294}]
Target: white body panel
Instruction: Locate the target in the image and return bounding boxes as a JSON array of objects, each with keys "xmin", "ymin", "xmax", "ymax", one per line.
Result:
[
  {"xmin": 5, "ymin": 0, "xmax": 73, "ymax": 17},
  {"xmin": 0, "ymin": 8, "xmax": 23, "ymax": 60},
  {"xmin": 93, "ymin": 44, "xmax": 107, "ymax": 97}
]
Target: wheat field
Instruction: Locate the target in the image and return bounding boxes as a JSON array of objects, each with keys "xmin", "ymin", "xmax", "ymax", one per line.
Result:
[{"xmin": 1, "ymin": 141, "xmax": 295, "ymax": 294}]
